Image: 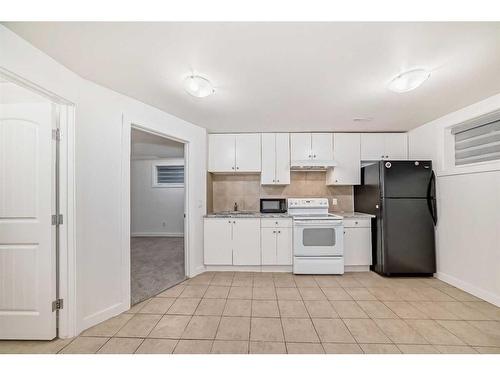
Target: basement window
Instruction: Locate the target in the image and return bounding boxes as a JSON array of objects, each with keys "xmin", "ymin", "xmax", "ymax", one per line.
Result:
[
  {"xmin": 152, "ymin": 161, "xmax": 184, "ymax": 188},
  {"xmin": 452, "ymin": 109, "xmax": 500, "ymax": 166}
]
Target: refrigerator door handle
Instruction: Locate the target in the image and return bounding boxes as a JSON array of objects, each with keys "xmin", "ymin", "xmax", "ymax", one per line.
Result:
[{"xmin": 427, "ymin": 171, "xmax": 437, "ymax": 225}]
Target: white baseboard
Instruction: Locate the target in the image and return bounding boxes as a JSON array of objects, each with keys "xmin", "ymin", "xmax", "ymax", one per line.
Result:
[
  {"xmin": 345, "ymin": 265, "xmax": 370, "ymax": 272},
  {"xmin": 204, "ymin": 265, "xmax": 292, "ymax": 273},
  {"xmin": 131, "ymin": 232, "xmax": 184, "ymax": 237},
  {"xmin": 78, "ymin": 301, "xmax": 127, "ymax": 337},
  {"xmin": 436, "ymin": 271, "xmax": 500, "ymax": 307}
]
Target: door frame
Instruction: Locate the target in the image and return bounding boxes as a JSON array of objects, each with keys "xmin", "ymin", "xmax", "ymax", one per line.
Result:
[
  {"xmin": 0, "ymin": 67, "xmax": 77, "ymax": 338},
  {"xmin": 121, "ymin": 117, "xmax": 190, "ymax": 308}
]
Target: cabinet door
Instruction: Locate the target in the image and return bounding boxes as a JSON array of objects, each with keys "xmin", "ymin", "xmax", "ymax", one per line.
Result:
[
  {"xmin": 232, "ymin": 219, "xmax": 261, "ymax": 265},
  {"xmin": 360, "ymin": 133, "xmax": 385, "ymax": 160},
  {"xmin": 208, "ymin": 134, "xmax": 235, "ymax": 172},
  {"xmin": 204, "ymin": 219, "xmax": 233, "ymax": 265},
  {"xmin": 261, "ymin": 227, "xmax": 277, "ymax": 265},
  {"xmin": 343, "ymin": 227, "xmax": 372, "ymax": 266},
  {"xmin": 327, "ymin": 133, "xmax": 360, "ymax": 185},
  {"xmin": 275, "ymin": 133, "xmax": 290, "ymax": 184},
  {"xmin": 261, "ymin": 133, "xmax": 276, "ymax": 184},
  {"xmin": 235, "ymin": 134, "xmax": 261, "ymax": 172},
  {"xmin": 384, "ymin": 133, "xmax": 408, "ymax": 160},
  {"xmin": 311, "ymin": 133, "xmax": 333, "ymax": 160},
  {"xmin": 290, "ymin": 133, "xmax": 311, "ymax": 161},
  {"xmin": 276, "ymin": 227, "xmax": 292, "ymax": 265}
]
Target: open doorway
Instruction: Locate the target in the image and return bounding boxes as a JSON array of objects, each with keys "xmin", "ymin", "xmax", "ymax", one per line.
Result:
[{"xmin": 130, "ymin": 128, "xmax": 186, "ymax": 305}]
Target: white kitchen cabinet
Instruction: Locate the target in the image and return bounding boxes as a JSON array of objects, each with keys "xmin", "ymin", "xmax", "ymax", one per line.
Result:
[
  {"xmin": 232, "ymin": 218, "xmax": 261, "ymax": 265},
  {"xmin": 276, "ymin": 227, "xmax": 292, "ymax": 265},
  {"xmin": 290, "ymin": 133, "xmax": 333, "ymax": 161},
  {"xmin": 383, "ymin": 133, "xmax": 408, "ymax": 160},
  {"xmin": 311, "ymin": 133, "xmax": 334, "ymax": 160},
  {"xmin": 290, "ymin": 133, "xmax": 311, "ymax": 161},
  {"xmin": 261, "ymin": 219, "xmax": 292, "ymax": 265},
  {"xmin": 235, "ymin": 134, "xmax": 261, "ymax": 172},
  {"xmin": 208, "ymin": 134, "xmax": 236, "ymax": 172},
  {"xmin": 261, "ymin": 133, "xmax": 290, "ymax": 185},
  {"xmin": 343, "ymin": 218, "xmax": 372, "ymax": 267},
  {"xmin": 360, "ymin": 133, "xmax": 408, "ymax": 160},
  {"xmin": 326, "ymin": 133, "xmax": 361, "ymax": 185},
  {"xmin": 204, "ymin": 218, "xmax": 261, "ymax": 265},
  {"xmin": 208, "ymin": 133, "xmax": 261, "ymax": 172},
  {"xmin": 204, "ymin": 218, "xmax": 233, "ymax": 265},
  {"xmin": 261, "ymin": 227, "xmax": 277, "ymax": 265}
]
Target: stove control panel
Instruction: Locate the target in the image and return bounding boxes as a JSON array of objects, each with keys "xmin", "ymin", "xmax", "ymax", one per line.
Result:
[{"xmin": 288, "ymin": 198, "xmax": 329, "ymax": 209}]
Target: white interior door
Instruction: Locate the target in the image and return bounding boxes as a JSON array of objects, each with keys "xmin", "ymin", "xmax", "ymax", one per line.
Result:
[{"xmin": 0, "ymin": 101, "xmax": 56, "ymax": 339}]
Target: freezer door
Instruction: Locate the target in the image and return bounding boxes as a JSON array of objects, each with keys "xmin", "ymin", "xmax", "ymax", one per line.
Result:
[
  {"xmin": 381, "ymin": 161, "xmax": 433, "ymax": 198},
  {"xmin": 382, "ymin": 198, "xmax": 436, "ymax": 275}
]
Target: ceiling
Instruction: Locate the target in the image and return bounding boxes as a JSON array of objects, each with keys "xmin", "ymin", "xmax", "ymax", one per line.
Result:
[
  {"xmin": 131, "ymin": 128, "xmax": 184, "ymax": 160},
  {"xmin": 5, "ymin": 22, "xmax": 500, "ymax": 133}
]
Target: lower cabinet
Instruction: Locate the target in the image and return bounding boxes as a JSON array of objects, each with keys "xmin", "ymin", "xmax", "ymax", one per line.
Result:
[
  {"xmin": 204, "ymin": 218, "xmax": 261, "ymax": 265},
  {"xmin": 343, "ymin": 218, "xmax": 372, "ymax": 267},
  {"xmin": 261, "ymin": 226, "xmax": 292, "ymax": 265},
  {"xmin": 232, "ymin": 219, "xmax": 261, "ymax": 265}
]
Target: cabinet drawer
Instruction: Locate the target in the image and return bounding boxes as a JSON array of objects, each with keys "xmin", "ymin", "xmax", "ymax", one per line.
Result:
[
  {"xmin": 343, "ymin": 218, "xmax": 371, "ymax": 228},
  {"xmin": 261, "ymin": 218, "xmax": 292, "ymax": 228}
]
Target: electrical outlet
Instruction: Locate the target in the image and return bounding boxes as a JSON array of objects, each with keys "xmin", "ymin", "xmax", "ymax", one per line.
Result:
[{"xmin": 331, "ymin": 198, "xmax": 338, "ymax": 206}]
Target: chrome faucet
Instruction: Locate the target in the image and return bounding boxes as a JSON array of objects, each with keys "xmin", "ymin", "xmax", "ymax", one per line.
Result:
[{"xmin": 233, "ymin": 202, "xmax": 239, "ymax": 212}]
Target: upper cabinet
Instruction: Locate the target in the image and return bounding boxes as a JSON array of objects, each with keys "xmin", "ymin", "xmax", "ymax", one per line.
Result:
[
  {"xmin": 290, "ymin": 133, "xmax": 333, "ymax": 161},
  {"xmin": 261, "ymin": 133, "xmax": 290, "ymax": 185},
  {"xmin": 208, "ymin": 133, "xmax": 261, "ymax": 172},
  {"xmin": 360, "ymin": 133, "xmax": 408, "ymax": 160},
  {"xmin": 326, "ymin": 133, "xmax": 361, "ymax": 185}
]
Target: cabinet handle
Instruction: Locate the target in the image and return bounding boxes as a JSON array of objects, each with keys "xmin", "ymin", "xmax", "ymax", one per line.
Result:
[
  {"xmin": 273, "ymin": 230, "xmax": 276, "ymax": 233},
  {"xmin": 278, "ymin": 230, "xmax": 281, "ymax": 234},
  {"xmin": 277, "ymin": 179, "xmax": 279, "ymax": 182},
  {"xmin": 228, "ymin": 220, "xmax": 231, "ymax": 223},
  {"xmin": 308, "ymin": 154, "xmax": 312, "ymax": 158},
  {"xmin": 313, "ymin": 154, "xmax": 316, "ymax": 158},
  {"xmin": 232, "ymin": 166, "xmax": 235, "ymax": 170},
  {"xmin": 236, "ymin": 166, "xmax": 239, "ymax": 170},
  {"xmin": 233, "ymin": 221, "xmax": 236, "ymax": 224},
  {"xmin": 275, "ymin": 221, "xmax": 278, "ymax": 224}
]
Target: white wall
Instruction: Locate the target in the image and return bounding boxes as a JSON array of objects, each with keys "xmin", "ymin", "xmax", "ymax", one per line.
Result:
[
  {"xmin": 408, "ymin": 92, "xmax": 500, "ymax": 307},
  {"xmin": 131, "ymin": 159, "xmax": 184, "ymax": 236},
  {"xmin": 0, "ymin": 25, "xmax": 207, "ymax": 335}
]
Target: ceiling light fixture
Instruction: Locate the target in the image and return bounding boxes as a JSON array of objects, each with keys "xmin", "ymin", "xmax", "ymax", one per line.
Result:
[
  {"xmin": 184, "ymin": 75, "xmax": 215, "ymax": 98},
  {"xmin": 388, "ymin": 68, "xmax": 430, "ymax": 93}
]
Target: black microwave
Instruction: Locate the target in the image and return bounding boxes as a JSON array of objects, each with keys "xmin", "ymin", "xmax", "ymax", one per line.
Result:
[{"xmin": 260, "ymin": 198, "xmax": 287, "ymax": 213}]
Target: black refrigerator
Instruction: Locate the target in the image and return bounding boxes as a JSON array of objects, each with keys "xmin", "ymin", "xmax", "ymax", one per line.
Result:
[{"xmin": 354, "ymin": 160, "xmax": 437, "ymax": 276}]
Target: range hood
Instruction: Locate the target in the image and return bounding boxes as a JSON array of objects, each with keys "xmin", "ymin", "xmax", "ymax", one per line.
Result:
[{"xmin": 290, "ymin": 159, "xmax": 338, "ymax": 170}]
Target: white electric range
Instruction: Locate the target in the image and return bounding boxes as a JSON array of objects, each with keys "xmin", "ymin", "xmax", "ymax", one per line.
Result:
[{"xmin": 287, "ymin": 198, "xmax": 344, "ymax": 275}]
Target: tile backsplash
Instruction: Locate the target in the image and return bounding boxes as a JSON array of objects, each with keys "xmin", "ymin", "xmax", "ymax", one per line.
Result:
[{"xmin": 209, "ymin": 172, "xmax": 353, "ymax": 213}]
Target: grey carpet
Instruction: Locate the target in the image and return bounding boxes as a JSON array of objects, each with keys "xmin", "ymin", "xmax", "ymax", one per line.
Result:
[{"xmin": 131, "ymin": 236, "xmax": 185, "ymax": 305}]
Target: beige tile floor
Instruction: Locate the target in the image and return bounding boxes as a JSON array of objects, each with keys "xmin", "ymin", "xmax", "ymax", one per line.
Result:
[{"xmin": 1, "ymin": 271, "xmax": 500, "ymax": 354}]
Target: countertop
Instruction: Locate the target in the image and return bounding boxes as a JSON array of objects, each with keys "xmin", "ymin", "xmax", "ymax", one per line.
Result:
[
  {"xmin": 336, "ymin": 212, "xmax": 376, "ymax": 219},
  {"xmin": 204, "ymin": 212, "xmax": 291, "ymax": 218},
  {"xmin": 204, "ymin": 211, "xmax": 375, "ymax": 219}
]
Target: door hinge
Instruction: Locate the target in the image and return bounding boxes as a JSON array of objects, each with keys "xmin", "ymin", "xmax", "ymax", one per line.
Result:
[
  {"xmin": 52, "ymin": 128, "xmax": 62, "ymax": 141},
  {"xmin": 51, "ymin": 214, "xmax": 64, "ymax": 225},
  {"xmin": 52, "ymin": 298, "xmax": 64, "ymax": 311}
]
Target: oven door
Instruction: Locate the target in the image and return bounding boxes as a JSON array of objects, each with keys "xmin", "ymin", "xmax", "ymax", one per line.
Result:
[{"xmin": 293, "ymin": 220, "xmax": 344, "ymax": 257}]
